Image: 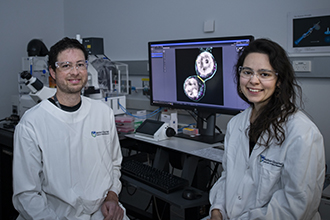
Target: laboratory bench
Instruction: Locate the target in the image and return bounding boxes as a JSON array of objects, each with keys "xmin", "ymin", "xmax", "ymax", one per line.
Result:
[{"xmin": 119, "ymin": 134, "xmax": 224, "ymax": 220}]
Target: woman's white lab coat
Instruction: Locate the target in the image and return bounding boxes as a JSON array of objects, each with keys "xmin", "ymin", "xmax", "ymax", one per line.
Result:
[{"xmin": 209, "ymin": 107, "xmax": 325, "ymax": 220}]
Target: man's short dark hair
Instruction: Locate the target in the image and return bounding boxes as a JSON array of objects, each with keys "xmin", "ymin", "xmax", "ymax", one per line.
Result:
[{"xmin": 48, "ymin": 37, "xmax": 88, "ymax": 71}]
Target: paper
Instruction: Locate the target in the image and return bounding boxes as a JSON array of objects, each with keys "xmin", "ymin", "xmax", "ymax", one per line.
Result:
[{"xmin": 190, "ymin": 146, "xmax": 224, "ymax": 163}]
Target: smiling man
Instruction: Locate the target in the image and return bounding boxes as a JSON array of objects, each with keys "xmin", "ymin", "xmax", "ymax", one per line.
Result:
[{"xmin": 13, "ymin": 37, "xmax": 129, "ymax": 220}]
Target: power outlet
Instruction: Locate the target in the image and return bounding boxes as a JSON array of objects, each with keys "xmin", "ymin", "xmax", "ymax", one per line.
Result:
[{"xmin": 292, "ymin": 60, "xmax": 312, "ymax": 72}]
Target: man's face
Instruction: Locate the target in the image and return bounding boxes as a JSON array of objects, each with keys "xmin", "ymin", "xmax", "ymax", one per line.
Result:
[{"xmin": 49, "ymin": 48, "xmax": 88, "ymax": 95}]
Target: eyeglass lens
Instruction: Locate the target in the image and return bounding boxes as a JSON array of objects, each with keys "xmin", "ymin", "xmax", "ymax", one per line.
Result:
[
  {"xmin": 56, "ymin": 61, "xmax": 88, "ymax": 72},
  {"xmin": 239, "ymin": 67, "xmax": 277, "ymax": 81}
]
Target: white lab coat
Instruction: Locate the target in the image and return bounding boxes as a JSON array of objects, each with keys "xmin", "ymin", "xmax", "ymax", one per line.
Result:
[
  {"xmin": 13, "ymin": 96, "xmax": 128, "ymax": 220},
  {"xmin": 209, "ymin": 107, "xmax": 325, "ymax": 220}
]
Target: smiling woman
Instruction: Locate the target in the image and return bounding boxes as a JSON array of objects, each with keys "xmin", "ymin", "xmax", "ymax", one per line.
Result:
[
  {"xmin": 239, "ymin": 52, "xmax": 278, "ymax": 116},
  {"xmin": 207, "ymin": 38, "xmax": 325, "ymax": 220}
]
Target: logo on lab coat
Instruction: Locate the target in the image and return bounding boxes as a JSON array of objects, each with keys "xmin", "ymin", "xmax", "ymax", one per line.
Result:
[
  {"xmin": 260, "ymin": 155, "xmax": 283, "ymax": 168},
  {"xmin": 91, "ymin": 130, "xmax": 109, "ymax": 137}
]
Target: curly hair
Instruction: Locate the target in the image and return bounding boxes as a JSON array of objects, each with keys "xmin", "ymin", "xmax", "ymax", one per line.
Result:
[
  {"xmin": 48, "ymin": 37, "xmax": 88, "ymax": 72},
  {"xmin": 234, "ymin": 38, "xmax": 302, "ymax": 147}
]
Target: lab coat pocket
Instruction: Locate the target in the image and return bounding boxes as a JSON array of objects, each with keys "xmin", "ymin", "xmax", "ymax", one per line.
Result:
[{"xmin": 256, "ymin": 162, "xmax": 282, "ymax": 207}]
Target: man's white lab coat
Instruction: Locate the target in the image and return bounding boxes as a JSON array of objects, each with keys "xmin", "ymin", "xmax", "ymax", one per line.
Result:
[{"xmin": 13, "ymin": 96, "xmax": 126, "ymax": 219}]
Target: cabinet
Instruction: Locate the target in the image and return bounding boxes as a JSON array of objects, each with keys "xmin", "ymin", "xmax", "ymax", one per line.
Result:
[{"xmin": 0, "ymin": 126, "xmax": 18, "ymax": 219}]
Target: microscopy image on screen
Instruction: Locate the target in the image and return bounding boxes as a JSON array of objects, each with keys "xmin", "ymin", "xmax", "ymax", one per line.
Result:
[
  {"xmin": 175, "ymin": 47, "xmax": 224, "ymax": 105},
  {"xmin": 183, "ymin": 76, "xmax": 205, "ymax": 101},
  {"xmin": 195, "ymin": 51, "xmax": 217, "ymax": 79}
]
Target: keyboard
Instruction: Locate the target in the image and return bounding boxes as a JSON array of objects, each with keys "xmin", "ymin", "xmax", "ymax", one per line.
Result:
[{"xmin": 121, "ymin": 160, "xmax": 189, "ymax": 194}]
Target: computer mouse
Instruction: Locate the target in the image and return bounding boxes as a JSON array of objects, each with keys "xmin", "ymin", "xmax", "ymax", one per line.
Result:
[{"xmin": 182, "ymin": 188, "xmax": 202, "ymax": 200}]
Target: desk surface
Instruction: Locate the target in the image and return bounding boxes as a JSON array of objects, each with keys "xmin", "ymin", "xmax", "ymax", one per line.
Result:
[{"xmin": 125, "ymin": 134, "xmax": 224, "ymax": 163}]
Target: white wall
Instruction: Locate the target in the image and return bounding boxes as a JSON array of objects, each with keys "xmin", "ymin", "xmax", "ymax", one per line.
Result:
[
  {"xmin": 0, "ymin": 0, "xmax": 64, "ymax": 119},
  {"xmin": 1, "ymin": 0, "xmax": 330, "ymax": 169},
  {"xmin": 62, "ymin": 0, "xmax": 330, "ymax": 169},
  {"xmin": 62, "ymin": 0, "xmax": 330, "ymax": 60}
]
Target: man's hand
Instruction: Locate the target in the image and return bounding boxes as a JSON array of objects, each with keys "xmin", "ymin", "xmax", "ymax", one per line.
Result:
[
  {"xmin": 207, "ymin": 209, "xmax": 223, "ymax": 220},
  {"xmin": 101, "ymin": 200, "xmax": 124, "ymax": 220},
  {"xmin": 101, "ymin": 191, "xmax": 124, "ymax": 220}
]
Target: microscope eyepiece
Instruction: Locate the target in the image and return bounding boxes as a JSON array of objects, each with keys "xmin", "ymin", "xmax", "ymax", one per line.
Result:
[{"xmin": 20, "ymin": 71, "xmax": 32, "ymax": 80}]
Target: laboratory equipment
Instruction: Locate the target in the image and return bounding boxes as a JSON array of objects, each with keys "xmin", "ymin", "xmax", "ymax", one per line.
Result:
[
  {"xmin": 84, "ymin": 55, "xmax": 129, "ymax": 98},
  {"xmin": 20, "ymin": 71, "xmax": 56, "ymax": 103},
  {"xmin": 15, "ymin": 56, "xmax": 54, "ymax": 117},
  {"xmin": 135, "ymin": 119, "xmax": 175, "ymax": 141},
  {"xmin": 81, "ymin": 37, "xmax": 129, "ymax": 98},
  {"xmin": 27, "ymin": 39, "xmax": 48, "ymax": 56},
  {"xmin": 82, "ymin": 37, "xmax": 104, "ymax": 55}
]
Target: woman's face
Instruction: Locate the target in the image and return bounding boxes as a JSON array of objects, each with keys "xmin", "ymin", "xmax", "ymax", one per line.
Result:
[{"xmin": 239, "ymin": 52, "xmax": 278, "ymax": 111}]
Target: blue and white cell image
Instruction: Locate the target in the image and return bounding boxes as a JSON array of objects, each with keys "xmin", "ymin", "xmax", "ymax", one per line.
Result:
[
  {"xmin": 183, "ymin": 76, "xmax": 205, "ymax": 101},
  {"xmin": 195, "ymin": 51, "xmax": 217, "ymax": 79}
]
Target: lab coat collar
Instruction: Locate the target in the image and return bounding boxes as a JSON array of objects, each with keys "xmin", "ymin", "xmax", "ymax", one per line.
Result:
[
  {"xmin": 237, "ymin": 107, "xmax": 252, "ymax": 133},
  {"xmin": 238, "ymin": 107, "xmax": 267, "ymax": 159}
]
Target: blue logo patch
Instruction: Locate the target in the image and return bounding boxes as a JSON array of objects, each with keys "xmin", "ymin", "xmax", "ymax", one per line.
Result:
[
  {"xmin": 91, "ymin": 130, "xmax": 109, "ymax": 138},
  {"xmin": 260, "ymin": 155, "xmax": 283, "ymax": 168}
]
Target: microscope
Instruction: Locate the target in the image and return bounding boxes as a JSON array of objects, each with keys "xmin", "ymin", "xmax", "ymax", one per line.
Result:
[{"xmin": 20, "ymin": 71, "xmax": 56, "ymax": 103}]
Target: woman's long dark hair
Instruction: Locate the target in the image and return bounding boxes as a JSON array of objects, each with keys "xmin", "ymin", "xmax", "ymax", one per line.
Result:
[{"xmin": 235, "ymin": 38, "xmax": 302, "ymax": 147}]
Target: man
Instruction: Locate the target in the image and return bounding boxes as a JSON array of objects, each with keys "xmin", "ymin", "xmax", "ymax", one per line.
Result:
[{"xmin": 13, "ymin": 37, "xmax": 128, "ymax": 220}]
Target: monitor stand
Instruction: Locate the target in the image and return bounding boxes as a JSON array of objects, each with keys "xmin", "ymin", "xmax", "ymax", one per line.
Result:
[{"xmin": 176, "ymin": 111, "xmax": 224, "ymax": 144}]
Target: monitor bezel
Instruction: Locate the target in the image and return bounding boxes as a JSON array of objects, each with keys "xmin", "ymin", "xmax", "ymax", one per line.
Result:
[{"xmin": 148, "ymin": 35, "xmax": 254, "ymax": 115}]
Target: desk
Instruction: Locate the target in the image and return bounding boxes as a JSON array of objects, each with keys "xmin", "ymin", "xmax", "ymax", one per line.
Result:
[
  {"xmin": 122, "ymin": 134, "xmax": 224, "ymax": 219},
  {"xmin": 125, "ymin": 134, "xmax": 224, "ymax": 187},
  {"xmin": 125, "ymin": 134, "xmax": 224, "ymax": 163}
]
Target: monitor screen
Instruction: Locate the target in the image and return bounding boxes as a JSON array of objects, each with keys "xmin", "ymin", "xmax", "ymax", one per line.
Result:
[
  {"xmin": 148, "ymin": 35, "xmax": 253, "ymax": 115},
  {"xmin": 148, "ymin": 35, "xmax": 254, "ymax": 144}
]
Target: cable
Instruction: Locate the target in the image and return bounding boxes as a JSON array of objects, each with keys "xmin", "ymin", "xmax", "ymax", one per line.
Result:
[
  {"xmin": 102, "ymin": 54, "xmax": 111, "ymax": 60},
  {"xmin": 117, "ymin": 99, "xmax": 163, "ymax": 120},
  {"xmin": 144, "ymin": 196, "xmax": 153, "ymax": 212},
  {"xmin": 153, "ymin": 196, "xmax": 162, "ymax": 220},
  {"xmin": 153, "ymin": 196, "xmax": 168, "ymax": 220}
]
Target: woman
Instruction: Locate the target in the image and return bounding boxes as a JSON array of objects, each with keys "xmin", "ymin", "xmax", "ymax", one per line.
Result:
[{"xmin": 208, "ymin": 38, "xmax": 325, "ymax": 220}]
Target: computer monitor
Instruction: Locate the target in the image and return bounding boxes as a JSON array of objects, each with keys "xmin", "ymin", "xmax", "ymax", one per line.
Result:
[{"xmin": 148, "ymin": 35, "xmax": 254, "ymax": 144}]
